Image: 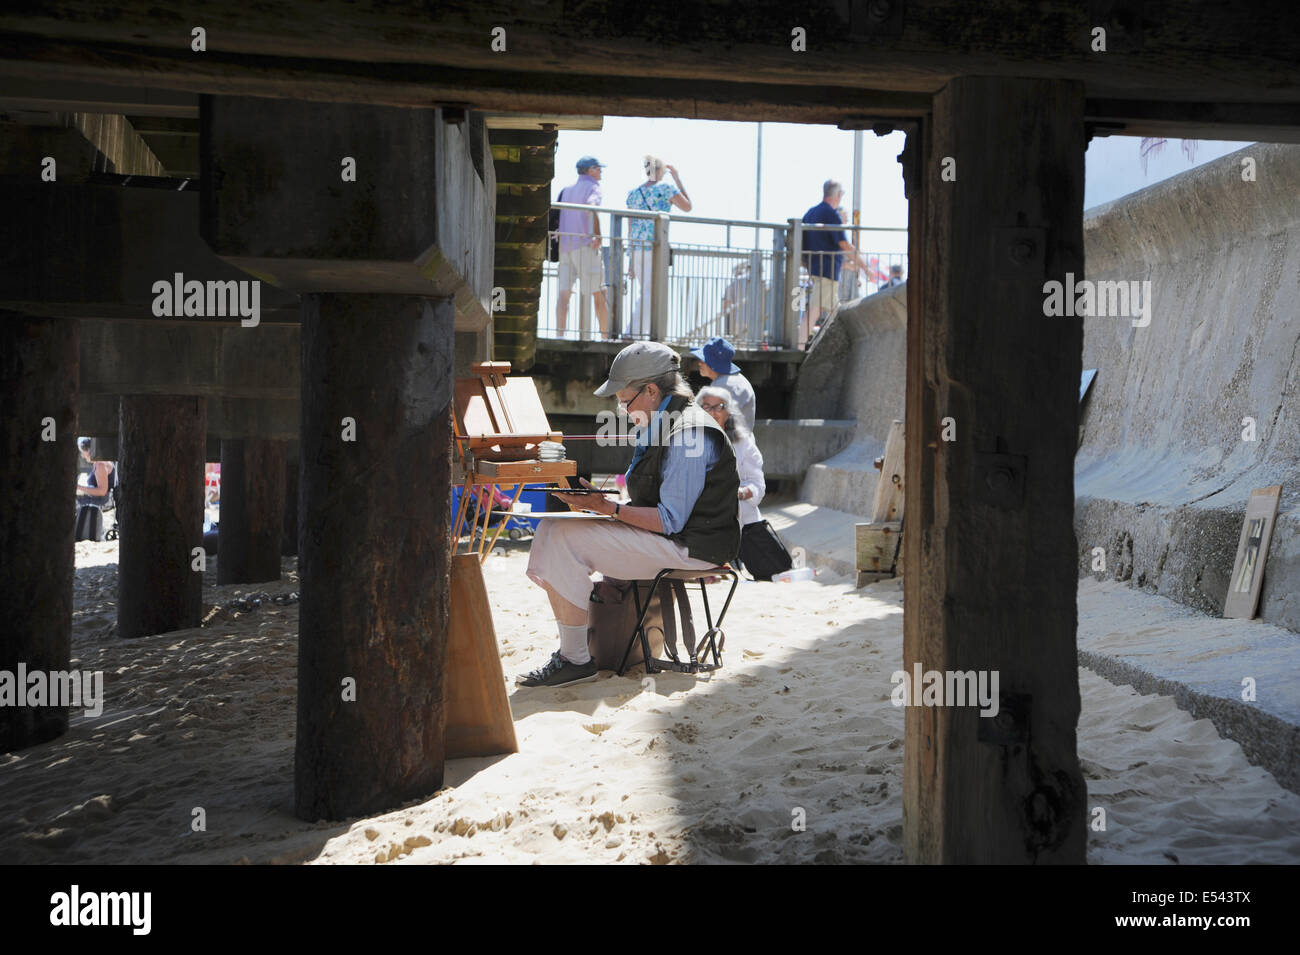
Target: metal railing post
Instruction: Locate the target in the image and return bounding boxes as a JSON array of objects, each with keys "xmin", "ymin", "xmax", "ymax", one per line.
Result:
[
  {"xmin": 747, "ymin": 248, "xmax": 762, "ymax": 346},
  {"xmin": 610, "ymin": 213, "xmax": 624, "ymax": 338},
  {"xmin": 769, "ymin": 227, "xmax": 785, "ymax": 347},
  {"xmin": 784, "ymin": 217, "xmax": 803, "ymax": 349},
  {"xmin": 651, "ymin": 212, "xmax": 670, "ymax": 342}
]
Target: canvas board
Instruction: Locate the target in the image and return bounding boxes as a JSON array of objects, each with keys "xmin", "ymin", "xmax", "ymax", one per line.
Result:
[{"xmin": 1224, "ymin": 485, "xmax": 1282, "ymax": 620}]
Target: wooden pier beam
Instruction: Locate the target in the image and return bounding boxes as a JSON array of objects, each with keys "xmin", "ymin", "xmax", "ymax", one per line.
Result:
[{"xmin": 903, "ymin": 76, "xmax": 1087, "ymax": 864}]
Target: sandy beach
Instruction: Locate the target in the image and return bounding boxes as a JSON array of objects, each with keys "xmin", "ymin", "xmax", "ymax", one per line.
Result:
[{"xmin": 2, "ymin": 539, "xmax": 1299, "ymax": 864}]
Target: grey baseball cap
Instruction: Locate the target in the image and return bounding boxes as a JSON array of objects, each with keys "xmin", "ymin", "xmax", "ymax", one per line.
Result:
[{"xmin": 593, "ymin": 341, "xmax": 680, "ymax": 397}]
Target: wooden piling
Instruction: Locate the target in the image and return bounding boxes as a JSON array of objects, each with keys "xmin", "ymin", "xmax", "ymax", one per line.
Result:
[
  {"xmin": 218, "ymin": 437, "xmax": 286, "ymax": 584},
  {"xmin": 294, "ymin": 293, "xmax": 453, "ymax": 821},
  {"xmin": 0, "ymin": 314, "xmax": 78, "ymax": 751},
  {"xmin": 903, "ymin": 77, "xmax": 1087, "ymax": 863},
  {"xmin": 117, "ymin": 395, "xmax": 206, "ymax": 639}
]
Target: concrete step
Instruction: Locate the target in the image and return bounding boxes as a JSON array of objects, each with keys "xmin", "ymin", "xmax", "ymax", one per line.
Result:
[
  {"xmin": 762, "ymin": 498, "xmax": 862, "ymax": 578},
  {"xmin": 760, "ymin": 502, "xmax": 1300, "ymax": 794},
  {"xmin": 1077, "ymin": 577, "xmax": 1300, "ymax": 795}
]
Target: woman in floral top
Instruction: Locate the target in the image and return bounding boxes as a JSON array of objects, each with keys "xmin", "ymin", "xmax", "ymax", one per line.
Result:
[{"xmin": 625, "ymin": 156, "xmax": 692, "ymax": 338}]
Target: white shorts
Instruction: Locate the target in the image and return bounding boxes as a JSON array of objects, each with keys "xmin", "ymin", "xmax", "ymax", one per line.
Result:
[
  {"xmin": 526, "ymin": 517, "xmax": 718, "ymax": 612},
  {"xmin": 558, "ymin": 245, "xmax": 604, "ymax": 295}
]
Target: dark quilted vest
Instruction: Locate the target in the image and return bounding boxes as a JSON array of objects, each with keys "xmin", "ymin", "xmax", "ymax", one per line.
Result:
[{"xmin": 626, "ymin": 394, "xmax": 740, "ymax": 565}]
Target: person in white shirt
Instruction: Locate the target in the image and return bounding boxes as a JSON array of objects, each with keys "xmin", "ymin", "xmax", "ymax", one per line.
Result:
[
  {"xmin": 690, "ymin": 336, "xmax": 756, "ymax": 432},
  {"xmin": 698, "ymin": 385, "xmax": 764, "ymax": 527}
]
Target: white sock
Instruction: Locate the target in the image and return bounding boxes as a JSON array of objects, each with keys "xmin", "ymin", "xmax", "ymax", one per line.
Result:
[{"xmin": 558, "ymin": 622, "xmax": 591, "ymax": 665}]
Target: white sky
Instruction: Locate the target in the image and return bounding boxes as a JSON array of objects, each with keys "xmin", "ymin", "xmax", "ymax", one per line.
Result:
[{"xmin": 554, "ymin": 116, "xmax": 1249, "ymax": 256}]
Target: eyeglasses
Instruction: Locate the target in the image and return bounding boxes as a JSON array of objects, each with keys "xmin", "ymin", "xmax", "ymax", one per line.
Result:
[
  {"xmin": 700, "ymin": 402, "xmax": 726, "ymax": 412},
  {"xmin": 617, "ymin": 385, "xmax": 647, "ymax": 414}
]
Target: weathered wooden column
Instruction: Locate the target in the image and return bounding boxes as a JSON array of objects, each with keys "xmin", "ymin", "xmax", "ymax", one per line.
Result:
[
  {"xmin": 903, "ymin": 77, "xmax": 1087, "ymax": 863},
  {"xmin": 296, "ymin": 294, "xmax": 452, "ymax": 819},
  {"xmin": 217, "ymin": 437, "xmax": 287, "ymax": 584},
  {"xmin": 281, "ymin": 442, "xmax": 299, "ymax": 557},
  {"xmin": 203, "ymin": 96, "xmax": 490, "ymax": 820},
  {"xmin": 1, "ymin": 314, "xmax": 78, "ymax": 751},
  {"xmin": 118, "ymin": 395, "xmax": 206, "ymax": 639}
]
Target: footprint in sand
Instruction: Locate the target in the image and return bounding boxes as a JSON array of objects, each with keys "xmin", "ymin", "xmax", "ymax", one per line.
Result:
[
  {"xmin": 669, "ymin": 722, "xmax": 698, "ymax": 744},
  {"xmin": 742, "ymin": 649, "xmax": 764, "ymax": 659}
]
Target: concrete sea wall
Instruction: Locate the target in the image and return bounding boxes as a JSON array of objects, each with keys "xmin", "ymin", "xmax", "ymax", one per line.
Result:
[
  {"xmin": 1076, "ymin": 142, "xmax": 1300, "ymax": 631},
  {"xmin": 780, "ymin": 143, "xmax": 1300, "ymax": 633},
  {"xmin": 788, "ymin": 283, "xmax": 908, "ymax": 516}
]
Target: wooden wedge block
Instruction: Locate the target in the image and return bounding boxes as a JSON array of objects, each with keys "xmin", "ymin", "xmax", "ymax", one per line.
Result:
[
  {"xmin": 856, "ymin": 520, "xmax": 903, "ymax": 574},
  {"xmin": 444, "ymin": 554, "xmax": 519, "ymax": 759}
]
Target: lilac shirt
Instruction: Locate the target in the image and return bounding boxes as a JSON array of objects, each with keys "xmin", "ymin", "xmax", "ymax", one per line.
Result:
[{"xmin": 557, "ymin": 174, "xmax": 603, "ymax": 253}]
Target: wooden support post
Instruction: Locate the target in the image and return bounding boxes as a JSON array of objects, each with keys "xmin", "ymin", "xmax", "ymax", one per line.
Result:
[
  {"xmin": 117, "ymin": 395, "xmax": 206, "ymax": 639},
  {"xmin": 295, "ymin": 293, "xmax": 453, "ymax": 821},
  {"xmin": 903, "ymin": 77, "xmax": 1087, "ymax": 864},
  {"xmin": 218, "ymin": 437, "xmax": 287, "ymax": 584},
  {"xmin": 0, "ymin": 314, "xmax": 78, "ymax": 751}
]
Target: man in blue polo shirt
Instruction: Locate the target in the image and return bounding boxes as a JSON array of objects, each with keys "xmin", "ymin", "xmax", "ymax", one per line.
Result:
[{"xmin": 801, "ymin": 179, "xmax": 871, "ymax": 349}]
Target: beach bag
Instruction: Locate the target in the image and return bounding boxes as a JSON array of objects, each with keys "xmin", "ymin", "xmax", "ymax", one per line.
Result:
[
  {"xmin": 587, "ymin": 576, "xmax": 696, "ymax": 671},
  {"xmin": 738, "ymin": 520, "xmax": 793, "ymax": 581},
  {"xmin": 75, "ymin": 504, "xmax": 105, "ymax": 542},
  {"xmin": 547, "ymin": 187, "xmax": 567, "ymax": 262}
]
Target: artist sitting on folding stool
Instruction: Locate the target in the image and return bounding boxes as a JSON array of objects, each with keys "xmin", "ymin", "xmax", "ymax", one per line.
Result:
[{"xmin": 519, "ymin": 342, "xmax": 740, "ymax": 688}]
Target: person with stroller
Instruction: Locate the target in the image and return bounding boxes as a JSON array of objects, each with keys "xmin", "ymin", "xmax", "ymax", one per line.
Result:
[
  {"xmin": 75, "ymin": 437, "xmax": 115, "ymax": 507},
  {"xmin": 74, "ymin": 437, "xmax": 117, "ymax": 542}
]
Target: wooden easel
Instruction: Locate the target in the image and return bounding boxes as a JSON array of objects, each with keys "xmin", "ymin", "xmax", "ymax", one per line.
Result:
[
  {"xmin": 451, "ymin": 361, "xmax": 578, "ymax": 561},
  {"xmin": 443, "ymin": 362, "xmax": 577, "ymax": 759}
]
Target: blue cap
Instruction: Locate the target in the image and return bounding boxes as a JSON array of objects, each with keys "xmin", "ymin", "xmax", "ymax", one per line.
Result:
[
  {"xmin": 576, "ymin": 156, "xmax": 605, "ymax": 172},
  {"xmin": 690, "ymin": 337, "xmax": 740, "ymax": 375}
]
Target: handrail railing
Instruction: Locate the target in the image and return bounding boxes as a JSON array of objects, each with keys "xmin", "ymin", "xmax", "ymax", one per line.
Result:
[
  {"xmin": 550, "ymin": 201, "xmax": 905, "ymax": 233},
  {"xmin": 543, "ymin": 202, "xmax": 907, "ymax": 350}
]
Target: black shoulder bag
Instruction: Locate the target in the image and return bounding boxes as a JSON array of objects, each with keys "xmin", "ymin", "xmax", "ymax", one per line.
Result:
[
  {"xmin": 738, "ymin": 520, "xmax": 794, "ymax": 581},
  {"xmin": 547, "ymin": 187, "xmax": 567, "ymax": 262}
]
